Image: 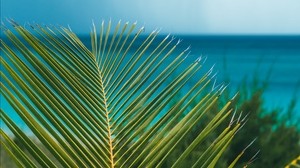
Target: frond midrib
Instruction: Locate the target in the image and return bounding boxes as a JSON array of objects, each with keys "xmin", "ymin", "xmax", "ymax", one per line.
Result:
[{"xmin": 96, "ymin": 64, "xmax": 115, "ymax": 168}]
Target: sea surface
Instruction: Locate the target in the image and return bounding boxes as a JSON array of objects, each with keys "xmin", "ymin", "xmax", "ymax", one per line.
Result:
[
  {"xmin": 104, "ymin": 35, "xmax": 300, "ymax": 116},
  {"xmin": 2, "ymin": 35, "xmax": 300, "ymax": 133},
  {"xmin": 178, "ymin": 35, "xmax": 300, "ymax": 114},
  {"xmin": 169, "ymin": 35, "xmax": 300, "ymax": 116}
]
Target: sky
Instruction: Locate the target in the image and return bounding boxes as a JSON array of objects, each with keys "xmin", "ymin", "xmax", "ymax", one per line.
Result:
[{"xmin": 1, "ymin": 0, "xmax": 300, "ymax": 35}]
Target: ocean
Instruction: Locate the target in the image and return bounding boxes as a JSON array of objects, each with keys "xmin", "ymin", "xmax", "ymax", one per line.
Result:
[
  {"xmin": 94, "ymin": 34, "xmax": 299, "ymax": 116},
  {"xmin": 81, "ymin": 34, "xmax": 299, "ymax": 117},
  {"xmin": 172, "ymin": 35, "xmax": 300, "ymax": 115},
  {"xmin": 1, "ymin": 35, "xmax": 300, "ymax": 132}
]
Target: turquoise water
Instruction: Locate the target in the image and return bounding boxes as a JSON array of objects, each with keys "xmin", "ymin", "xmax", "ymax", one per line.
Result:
[
  {"xmin": 169, "ymin": 35, "xmax": 300, "ymax": 115},
  {"xmin": 114, "ymin": 35, "xmax": 300, "ymax": 115},
  {"xmin": 2, "ymin": 35, "xmax": 300, "ymax": 132}
]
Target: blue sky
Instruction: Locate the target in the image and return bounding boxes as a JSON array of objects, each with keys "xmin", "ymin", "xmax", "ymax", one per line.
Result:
[{"xmin": 2, "ymin": 0, "xmax": 300, "ymax": 34}]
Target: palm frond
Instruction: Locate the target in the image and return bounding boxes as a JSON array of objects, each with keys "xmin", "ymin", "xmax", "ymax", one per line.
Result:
[
  {"xmin": 285, "ymin": 156, "xmax": 300, "ymax": 168},
  {"xmin": 1, "ymin": 20, "xmax": 247, "ymax": 167}
]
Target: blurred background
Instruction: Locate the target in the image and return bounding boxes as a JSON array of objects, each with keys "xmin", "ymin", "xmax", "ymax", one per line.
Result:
[
  {"xmin": 2, "ymin": 0, "xmax": 300, "ymax": 167},
  {"xmin": 2, "ymin": 0, "xmax": 300, "ymax": 34}
]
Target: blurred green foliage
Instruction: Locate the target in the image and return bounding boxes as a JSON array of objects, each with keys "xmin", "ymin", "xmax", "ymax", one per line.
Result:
[
  {"xmin": 164, "ymin": 74, "xmax": 300, "ymax": 167},
  {"xmin": 224, "ymin": 81, "xmax": 300, "ymax": 167}
]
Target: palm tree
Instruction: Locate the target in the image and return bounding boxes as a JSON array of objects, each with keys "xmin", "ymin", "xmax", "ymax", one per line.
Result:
[{"xmin": 1, "ymin": 20, "xmax": 250, "ymax": 167}]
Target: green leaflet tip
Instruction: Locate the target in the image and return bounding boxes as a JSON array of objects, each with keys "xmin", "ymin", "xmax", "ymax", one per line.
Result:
[
  {"xmin": 241, "ymin": 112, "xmax": 250, "ymax": 123},
  {"xmin": 68, "ymin": 25, "xmax": 72, "ymax": 31},
  {"xmin": 184, "ymin": 45, "xmax": 191, "ymax": 53},
  {"xmin": 7, "ymin": 18, "xmax": 18, "ymax": 27},
  {"xmin": 237, "ymin": 110, "xmax": 243, "ymax": 123},
  {"xmin": 171, "ymin": 35, "xmax": 176, "ymax": 41},
  {"xmin": 176, "ymin": 39, "xmax": 182, "ymax": 46},
  {"xmin": 195, "ymin": 56, "xmax": 202, "ymax": 63},
  {"xmin": 28, "ymin": 23, "xmax": 35, "ymax": 29},
  {"xmin": 184, "ymin": 51, "xmax": 191, "ymax": 60},
  {"xmin": 198, "ymin": 56, "xmax": 208, "ymax": 65},
  {"xmin": 244, "ymin": 150, "xmax": 260, "ymax": 167},
  {"xmin": 208, "ymin": 64, "xmax": 216, "ymax": 77},
  {"xmin": 243, "ymin": 137, "xmax": 257, "ymax": 152},
  {"xmin": 229, "ymin": 108, "xmax": 237, "ymax": 126},
  {"xmin": 157, "ymin": 28, "xmax": 162, "ymax": 33},
  {"xmin": 219, "ymin": 83, "xmax": 229, "ymax": 94},
  {"xmin": 151, "ymin": 28, "xmax": 158, "ymax": 34},
  {"xmin": 212, "ymin": 79, "xmax": 225, "ymax": 92},
  {"xmin": 165, "ymin": 33, "xmax": 171, "ymax": 40},
  {"xmin": 235, "ymin": 119, "xmax": 248, "ymax": 134},
  {"xmin": 1, "ymin": 22, "xmax": 8, "ymax": 31},
  {"xmin": 231, "ymin": 92, "xmax": 239, "ymax": 100}
]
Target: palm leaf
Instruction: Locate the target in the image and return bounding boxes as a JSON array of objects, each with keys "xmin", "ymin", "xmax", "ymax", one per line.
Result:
[
  {"xmin": 1, "ymin": 20, "xmax": 247, "ymax": 167},
  {"xmin": 285, "ymin": 155, "xmax": 300, "ymax": 168}
]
